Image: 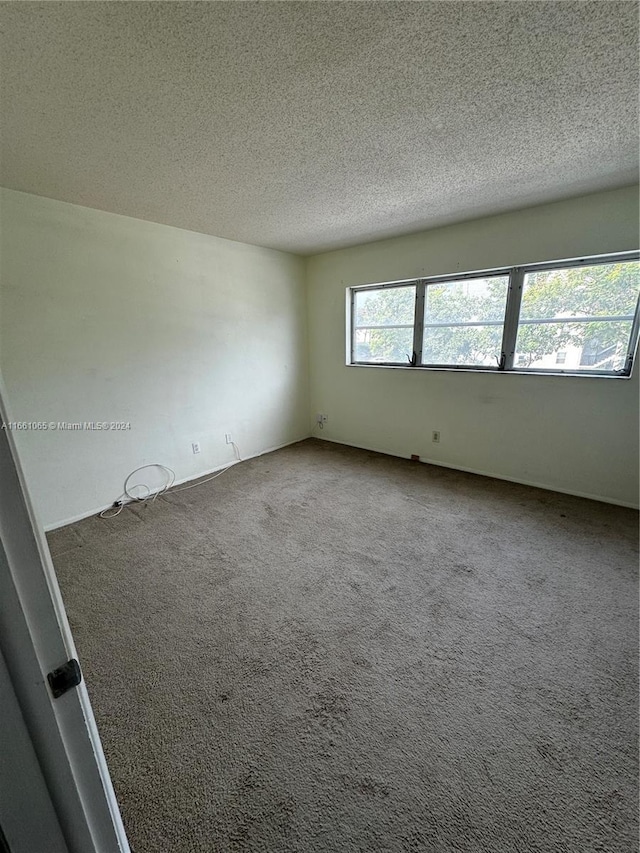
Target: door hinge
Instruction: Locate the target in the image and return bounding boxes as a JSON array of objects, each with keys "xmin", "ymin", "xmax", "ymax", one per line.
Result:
[{"xmin": 47, "ymin": 658, "xmax": 82, "ymax": 699}]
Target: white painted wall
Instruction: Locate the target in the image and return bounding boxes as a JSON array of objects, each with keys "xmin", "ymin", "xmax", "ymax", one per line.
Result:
[
  {"xmin": 0, "ymin": 189, "xmax": 309, "ymax": 528},
  {"xmin": 307, "ymin": 185, "xmax": 640, "ymax": 507},
  {"xmin": 1, "ymin": 185, "xmax": 637, "ymax": 524}
]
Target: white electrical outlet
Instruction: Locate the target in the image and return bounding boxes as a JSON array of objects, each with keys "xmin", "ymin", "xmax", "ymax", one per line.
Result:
[
  {"xmin": 225, "ymin": 433, "xmax": 233, "ymax": 444},
  {"xmin": 432, "ymin": 431, "xmax": 441, "ymax": 443},
  {"xmin": 316, "ymin": 413, "xmax": 328, "ymax": 425},
  {"xmin": 192, "ymin": 442, "xmax": 201, "ymax": 454}
]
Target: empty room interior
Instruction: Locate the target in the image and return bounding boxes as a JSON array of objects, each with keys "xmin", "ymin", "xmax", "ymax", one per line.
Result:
[{"xmin": 1, "ymin": 2, "xmax": 639, "ymax": 852}]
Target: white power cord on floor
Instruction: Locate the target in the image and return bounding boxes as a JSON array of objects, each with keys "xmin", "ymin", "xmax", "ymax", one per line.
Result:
[
  {"xmin": 173, "ymin": 442, "xmax": 242, "ymax": 493},
  {"xmin": 100, "ymin": 442, "xmax": 242, "ymax": 518},
  {"xmin": 100, "ymin": 463, "xmax": 176, "ymax": 518}
]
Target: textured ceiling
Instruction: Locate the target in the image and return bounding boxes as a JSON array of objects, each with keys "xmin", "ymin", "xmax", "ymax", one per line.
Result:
[{"xmin": 0, "ymin": 2, "xmax": 638, "ymax": 255}]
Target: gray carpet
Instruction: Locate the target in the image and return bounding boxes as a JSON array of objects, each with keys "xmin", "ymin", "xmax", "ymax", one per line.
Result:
[{"xmin": 48, "ymin": 439, "xmax": 639, "ymax": 853}]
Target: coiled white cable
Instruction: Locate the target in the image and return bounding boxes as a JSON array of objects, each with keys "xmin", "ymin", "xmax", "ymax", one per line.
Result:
[
  {"xmin": 100, "ymin": 443, "xmax": 242, "ymax": 518},
  {"xmin": 100, "ymin": 463, "xmax": 176, "ymax": 518}
]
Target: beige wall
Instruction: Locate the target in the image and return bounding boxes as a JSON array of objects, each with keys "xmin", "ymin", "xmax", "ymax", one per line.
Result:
[
  {"xmin": 307, "ymin": 186, "xmax": 640, "ymax": 507},
  {"xmin": 0, "ymin": 189, "xmax": 309, "ymax": 527},
  {"xmin": 1, "ymin": 185, "xmax": 638, "ymax": 527}
]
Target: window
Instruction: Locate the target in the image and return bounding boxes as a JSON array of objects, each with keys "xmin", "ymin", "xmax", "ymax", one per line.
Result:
[
  {"xmin": 422, "ymin": 275, "xmax": 509, "ymax": 367},
  {"xmin": 353, "ymin": 284, "xmax": 415, "ymax": 364},
  {"xmin": 349, "ymin": 253, "xmax": 640, "ymax": 376},
  {"xmin": 514, "ymin": 260, "xmax": 639, "ymax": 373}
]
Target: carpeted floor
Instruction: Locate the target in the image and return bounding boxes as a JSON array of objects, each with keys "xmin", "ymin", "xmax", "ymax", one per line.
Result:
[{"xmin": 48, "ymin": 439, "xmax": 639, "ymax": 853}]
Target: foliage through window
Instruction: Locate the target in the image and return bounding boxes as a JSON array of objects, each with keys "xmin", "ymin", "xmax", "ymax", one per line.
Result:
[
  {"xmin": 349, "ymin": 254, "xmax": 640, "ymax": 376},
  {"xmin": 516, "ymin": 261, "xmax": 638, "ymax": 372},
  {"xmin": 422, "ymin": 275, "xmax": 509, "ymax": 367},
  {"xmin": 353, "ymin": 284, "xmax": 415, "ymax": 363}
]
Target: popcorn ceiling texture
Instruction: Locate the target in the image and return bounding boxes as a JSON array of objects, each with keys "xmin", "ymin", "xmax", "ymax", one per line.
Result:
[
  {"xmin": 48, "ymin": 440, "xmax": 638, "ymax": 852},
  {"xmin": 0, "ymin": 1, "xmax": 638, "ymax": 254}
]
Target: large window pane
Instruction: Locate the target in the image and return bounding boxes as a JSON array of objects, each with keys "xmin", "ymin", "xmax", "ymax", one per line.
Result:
[
  {"xmin": 515, "ymin": 321, "xmax": 633, "ymax": 372},
  {"xmin": 354, "ymin": 326, "xmax": 414, "ymax": 363},
  {"xmin": 516, "ymin": 260, "xmax": 640, "ymax": 372},
  {"xmin": 354, "ymin": 285, "xmax": 415, "ymax": 327},
  {"xmin": 353, "ymin": 285, "xmax": 415, "ymax": 363},
  {"xmin": 520, "ymin": 261, "xmax": 639, "ymax": 319},
  {"xmin": 421, "ymin": 275, "xmax": 508, "ymax": 366},
  {"xmin": 423, "ymin": 323, "xmax": 504, "ymax": 366}
]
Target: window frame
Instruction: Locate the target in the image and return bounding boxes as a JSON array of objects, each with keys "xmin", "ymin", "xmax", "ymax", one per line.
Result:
[
  {"xmin": 348, "ymin": 251, "xmax": 640, "ymax": 377},
  {"xmin": 350, "ymin": 278, "xmax": 418, "ymax": 367}
]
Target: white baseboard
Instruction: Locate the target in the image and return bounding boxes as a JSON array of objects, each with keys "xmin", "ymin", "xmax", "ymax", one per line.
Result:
[
  {"xmin": 313, "ymin": 435, "xmax": 639, "ymax": 510},
  {"xmin": 47, "ymin": 432, "xmax": 638, "ymax": 530},
  {"xmin": 44, "ymin": 434, "xmax": 311, "ymax": 531}
]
